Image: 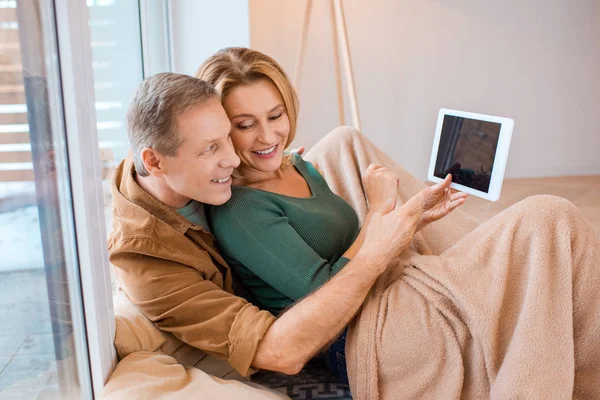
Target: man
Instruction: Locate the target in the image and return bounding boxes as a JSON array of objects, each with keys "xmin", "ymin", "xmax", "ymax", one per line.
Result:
[{"xmin": 109, "ymin": 73, "xmax": 471, "ymax": 378}]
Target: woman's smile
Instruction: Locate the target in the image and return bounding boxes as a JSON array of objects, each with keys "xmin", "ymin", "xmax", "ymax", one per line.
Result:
[{"xmin": 252, "ymin": 143, "xmax": 279, "ymax": 159}]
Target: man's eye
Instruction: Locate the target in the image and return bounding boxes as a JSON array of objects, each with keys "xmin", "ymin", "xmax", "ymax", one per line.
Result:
[
  {"xmin": 204, "ymin": 144, "xmax": 216, "ymax": 153},
  {"xmin": 269, "ymin": 113, "xmax": 282, "ymax": 121}
]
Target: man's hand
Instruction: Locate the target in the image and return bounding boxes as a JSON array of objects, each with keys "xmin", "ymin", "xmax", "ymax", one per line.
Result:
[
  {"xmin": 416, "ymin": 174, "xmax": 468, "ymax": 231},
  {"xmin": 360, "ymin": 197, "xmax": 422, "ymax": 270},
  {"xmin": 363, "ymin": 164, "xmax": 399, "ymax": 214},
  {"xmin": 289, "ymin": 146, "xmax": 305, "ymax": 155}
]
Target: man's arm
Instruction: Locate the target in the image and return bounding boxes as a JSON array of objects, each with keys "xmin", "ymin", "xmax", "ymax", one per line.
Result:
[
  {"xmin": 252, "ymin": 249, "xmax": 386, "ymax": 374},
  {"xmin": 252, "ymin": 201, "xmax": 422, "ymax": 374}
]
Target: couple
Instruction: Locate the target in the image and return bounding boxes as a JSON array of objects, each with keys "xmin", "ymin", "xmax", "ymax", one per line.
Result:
[{"xmin": 109, "ymin": 47, "xmax": 600, "ymax": 399}]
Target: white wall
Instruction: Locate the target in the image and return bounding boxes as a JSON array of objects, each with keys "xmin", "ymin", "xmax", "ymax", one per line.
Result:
[
  {"xmin": 170, "ymin": 0, "xmax": 250, "ymax": 76},
  {"xmin": 250, "ymin": 0, "xmax": 600, "ymax": 179}
]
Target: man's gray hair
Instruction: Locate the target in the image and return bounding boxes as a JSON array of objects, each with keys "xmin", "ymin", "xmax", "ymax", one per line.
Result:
[{"xmin": 127, "ymin": 72, "xmax": 217, "ymax": 176}]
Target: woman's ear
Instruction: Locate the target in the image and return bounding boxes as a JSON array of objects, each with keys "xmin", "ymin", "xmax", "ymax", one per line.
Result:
[{"xmin": 140, "ymin": 147, "xmax": 164, "ymax": 177}]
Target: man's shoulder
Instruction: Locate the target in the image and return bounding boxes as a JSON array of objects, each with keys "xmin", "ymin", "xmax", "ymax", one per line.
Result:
[
  {"xmin": 109, "ymin": 210, "xmax": 210, "ymax": 262},
  {"xmin": 110, "ymin": 215, "xmax": 201, "ymax": 251},
  {"xmin": 108, "ymin": 223, "xmax": 221, "ymax": 284},
  {"xmin": 109, "ymin": 201, "xmax": 158, "ymax": 246}
]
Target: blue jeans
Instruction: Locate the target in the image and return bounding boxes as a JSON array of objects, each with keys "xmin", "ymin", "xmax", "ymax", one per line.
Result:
[{"xmin": 321, "ymin": 328, "xmax": 349, "ymax": 384}]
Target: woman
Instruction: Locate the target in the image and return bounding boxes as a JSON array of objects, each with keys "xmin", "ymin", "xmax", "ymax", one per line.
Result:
[
  {"xmin": 198, "ymin": 48, "xmax": 600, "ymax": 398},
  {"xmin": 198, "ymin": 48, "xmax": 467, "ymax": 384}
]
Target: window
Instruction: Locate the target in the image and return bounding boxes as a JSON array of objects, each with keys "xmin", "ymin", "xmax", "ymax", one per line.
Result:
[{"xmin": 0, "ymin": 0, "xmax": 92, "ymax": 397}]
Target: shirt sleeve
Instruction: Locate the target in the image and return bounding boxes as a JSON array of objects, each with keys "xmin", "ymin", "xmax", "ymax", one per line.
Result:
[{"xmin": 209, "ymin": 193, "xmax": 350, "ymax": 302}]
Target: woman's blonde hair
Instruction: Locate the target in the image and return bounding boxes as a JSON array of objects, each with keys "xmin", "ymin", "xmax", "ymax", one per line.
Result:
[{"xmin": 196, "ymin": 47, "xmax": 300, "ymax": 153}]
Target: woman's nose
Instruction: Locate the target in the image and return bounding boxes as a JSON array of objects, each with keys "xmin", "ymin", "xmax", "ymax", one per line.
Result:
[{"xmin": 257, "ymin": 123, "xmax": 277, "ymax": 144}]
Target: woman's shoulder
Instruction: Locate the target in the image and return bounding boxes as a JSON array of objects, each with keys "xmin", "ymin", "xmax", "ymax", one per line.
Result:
[
  {"xmin": 290, "ymin": 152, "xmax": 319, "ymax": 176},
  {"xmin": 207, "ymin": 187, "xmax": 283, "ymax": 243},
  {"xmin": 290, "ymin": 151, "xmax": 308, "ymax": 168},
  {"xmin": 290, "ymin": 152, "xmax": 326, "ymax": 186},
  {"xmin": 207, "ymin": 185, "xmax": 279, "ymax": 221}
]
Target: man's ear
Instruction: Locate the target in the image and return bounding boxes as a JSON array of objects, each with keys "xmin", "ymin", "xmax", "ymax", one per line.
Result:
[{"xmin": 140, "ymin": 147, "xmax": 165, "ymax": 177}]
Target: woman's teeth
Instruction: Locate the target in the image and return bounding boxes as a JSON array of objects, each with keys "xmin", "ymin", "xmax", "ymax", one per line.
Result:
[
  {"xmin": 253, "ymin": 145, "xmax": 277, "ymax": 155},
  {"xmin": 212, "ymin": 176, "xmax": 231, "ymax": 183}
]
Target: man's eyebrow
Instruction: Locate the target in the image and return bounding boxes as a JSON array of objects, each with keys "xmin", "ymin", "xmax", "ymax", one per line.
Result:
[
  {"xmin": 230, "ymin": 104, "xmax": 284, "ymax": 120},
  {"xmin": 195, "ymin": 134, "xmax": 227, "ymax": 147}
]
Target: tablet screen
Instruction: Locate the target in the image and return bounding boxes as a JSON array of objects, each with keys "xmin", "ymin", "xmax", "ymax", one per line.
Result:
[{"xmin": 433, "ymin": 115, "xmax": 502, "ymax": 193}]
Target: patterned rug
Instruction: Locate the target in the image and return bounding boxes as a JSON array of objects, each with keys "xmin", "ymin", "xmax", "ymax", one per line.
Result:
[{"xmin": 252, "ymin": 358, "xmax": 352, "ymax": 400}]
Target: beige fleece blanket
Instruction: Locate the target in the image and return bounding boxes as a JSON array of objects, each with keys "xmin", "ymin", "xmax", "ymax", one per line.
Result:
[
  {"xmin": 306, "ymin": 126, "xmax": 600, "ymax": 399},
  {"xmin": 102, "ymin": 352, "xmax": 289, "ymax": 400}
]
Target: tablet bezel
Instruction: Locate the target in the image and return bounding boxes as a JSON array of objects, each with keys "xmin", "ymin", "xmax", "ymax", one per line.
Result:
[{"xmin": 427, "ymin": 108, "xmax": 514, "ymax": 202}]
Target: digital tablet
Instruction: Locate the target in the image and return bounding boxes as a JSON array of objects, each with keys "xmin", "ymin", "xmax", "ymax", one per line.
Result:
[{"xmin": 428, "ymin": 108, "xmax": 514, "ymax": 201}]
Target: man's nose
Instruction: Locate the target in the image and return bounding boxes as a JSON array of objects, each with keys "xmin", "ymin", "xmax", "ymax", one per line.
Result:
[{"xmin": 221, "ymin": 140, "xmax": 240, "ymax": 169}]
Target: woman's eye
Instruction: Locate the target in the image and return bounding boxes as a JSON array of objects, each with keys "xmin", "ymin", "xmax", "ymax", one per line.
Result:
[
  {"xmin": 238, "ymin": 123, "xmax": 254, "ymax": 130},
  {"xmin": 269, "ymin": 113, "xmax": 282, "ymax": 121}
]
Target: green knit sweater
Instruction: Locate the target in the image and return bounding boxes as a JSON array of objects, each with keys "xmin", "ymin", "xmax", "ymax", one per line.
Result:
[{"xmin": 207, "ymin": 154, "xmax": 360, "ymax": 315}]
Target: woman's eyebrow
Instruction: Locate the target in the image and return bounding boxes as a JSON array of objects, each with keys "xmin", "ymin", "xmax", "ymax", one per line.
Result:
[
  {"xmin": 230, "ymin": 112, "xmax": 254, "ymax": 119},
  {"xmin": 230, "ymin": 104, "xmax": 284, "ymax": 120},
  {"xmin": 269, "ymin": 104, "xmax": 284, "ymax": 112}
]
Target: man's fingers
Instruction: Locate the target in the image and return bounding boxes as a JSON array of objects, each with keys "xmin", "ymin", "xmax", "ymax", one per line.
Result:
[
  {"xmin": 450, "ymin": 191, "xmax": 469, "ymax": 202},
  {"xmin": 448, "ymin": 196, "xmax": 466, "ymax": 211},
  {"xmin": 289, "ymin": 146, "xmax": 305, "ymax": 155},
  {"xmin": 365, "ymin": 163, "xmax": 383, "ymax": 174},
  {"xmin": 313, "ymin": 162, "xmax": 323, "ymax": 176},
  {"xmin": 431, "ymin": 174, "xmax": 452, "ymax": 193},
  {"xmin": 386, "ymin": 196, "xmax": 397, "ymax": 211},
  {"xmin": 392, "ymin": 176, "xmax": 400, "ymax": 208}
]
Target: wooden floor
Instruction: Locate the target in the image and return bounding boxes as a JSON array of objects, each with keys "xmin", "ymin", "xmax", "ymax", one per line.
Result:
[{"xmin": 460, "ymin": 175, "xmax": 600, "ymax": 237}]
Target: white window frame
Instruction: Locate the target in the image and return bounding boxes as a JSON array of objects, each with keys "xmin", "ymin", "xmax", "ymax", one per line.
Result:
[
  {"xmin": 54, "ymin": 0, "xmax": 118, "ymax": 396},
  {"xmin": 139, "ymin": 0, "xmax": 173, "ymax": 76},
  {"xmin": 52, "ymin": 0, "xmax": 176, "ymax": 395}
]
